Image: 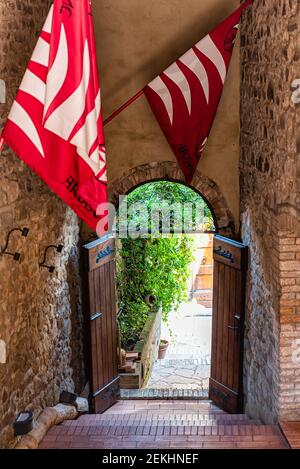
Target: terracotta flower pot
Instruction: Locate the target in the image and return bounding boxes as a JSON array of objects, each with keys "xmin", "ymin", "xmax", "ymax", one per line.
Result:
[
  {"xmin": 120, "ymin": 348, "xmax": 126, "ymax": 367},
  {"xmin": 158, "ymin": 340, "xmax": 169, "ymax": 359}
]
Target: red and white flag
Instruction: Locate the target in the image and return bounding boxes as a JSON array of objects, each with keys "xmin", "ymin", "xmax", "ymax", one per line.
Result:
[
  {"xmin": 0, "ymin": 0, "xmax": 107, "ymax": 230},
  {"xmin": 144, "ymin": 0, "xmax": 253, "ymax": 183}
]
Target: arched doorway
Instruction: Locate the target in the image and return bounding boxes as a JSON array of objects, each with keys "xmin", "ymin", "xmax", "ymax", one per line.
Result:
[
  {"xmin": 82, "ymin": 162, "xmax": 247, "ymax": 414},
  {"xmin": 109, "ymin": 161, "xmax": 236, "ymax": 238},
  {"xmin": 116, "ymin": 179, "xmax": 216, "ymax": 398}
]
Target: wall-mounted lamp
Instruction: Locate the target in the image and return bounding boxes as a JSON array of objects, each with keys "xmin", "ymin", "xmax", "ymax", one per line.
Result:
[
  {"xmin": 59, "ymin": 390, "xmax": 78, "ymax": 406},
  {"xmin": 39, "ymin": 244, "xmax": 64, "ymax": 273},
  {"xmin": 13, "ymin": 411, "xmax": 34, "ymax": 436},
  {"xmin": 0, "ymin": 227, "xmax": 29, "ymax": 262}
]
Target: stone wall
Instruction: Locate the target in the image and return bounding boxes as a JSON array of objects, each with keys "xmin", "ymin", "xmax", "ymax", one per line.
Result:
[
  {"xmin": 240, "ymin": 0, "xmax": 300, "ymax": 422},
  {"xmin": 0, "ymin": 0, "xmax": 85, "ymax": 448}
]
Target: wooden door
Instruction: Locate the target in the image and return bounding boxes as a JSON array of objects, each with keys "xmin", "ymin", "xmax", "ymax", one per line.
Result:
[
  {"xmin": 82, "ymin": 234, "xmax": 120, "ymax": 413},
  {"xmin": 209, "ymin": 235, "xmax": 248, "ymax": 413}
]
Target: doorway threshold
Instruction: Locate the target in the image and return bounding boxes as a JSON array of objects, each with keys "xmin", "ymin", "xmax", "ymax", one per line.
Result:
[{"xmin": 120, "ymin": 388, "xmax": 209, "ymax": 400}]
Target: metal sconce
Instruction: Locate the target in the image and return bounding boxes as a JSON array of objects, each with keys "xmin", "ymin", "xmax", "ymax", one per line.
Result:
[
  {"xmin": 39, "ymin": 244, "xmax": 64, "ymax": 273},
  {"xmin": 13, "ymin": 411, "xmax": 34, "ymax": 436},
  {"xmin": 0, "ymin": 227, "xmax": 29, "ymax": 262},
  {"xmin": 39, "ymin": 244, "xmax": 64, "ymax": 274},
  {"xmin": 59, "ymin": 390, "xmax": 78, "ymax": 406}
]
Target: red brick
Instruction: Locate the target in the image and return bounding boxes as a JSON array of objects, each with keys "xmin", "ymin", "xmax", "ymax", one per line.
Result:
[
  {"xmin": 203, "ymin": 442, "xmax": 237, "ymax": 449},
  {"xmin": 38, "ymin": 400, "xmax": 287, "ymax": 450}
]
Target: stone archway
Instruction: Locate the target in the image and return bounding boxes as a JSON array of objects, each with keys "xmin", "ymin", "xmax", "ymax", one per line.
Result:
[{"xmin": 109, "ymin": 161, "xmax": 235, "ymax": 237}]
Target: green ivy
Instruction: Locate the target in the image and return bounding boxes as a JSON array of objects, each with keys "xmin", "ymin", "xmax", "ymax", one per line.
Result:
[
  {"xmin": 117, "ymin": 238, "xmax": 150, "ymax": 349},
  {"xmin": 144, "ymin": 235, "xmax": 194, "ymax": 320},
  {"xmin": 117, "ymin": 236, "xmax": 194, "ymax": 348}
]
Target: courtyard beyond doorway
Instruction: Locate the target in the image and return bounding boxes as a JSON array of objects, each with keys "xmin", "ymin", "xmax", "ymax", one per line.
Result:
[{"xmin": 147, "ymin": 301, "xmax": 212, "ymax": 395}]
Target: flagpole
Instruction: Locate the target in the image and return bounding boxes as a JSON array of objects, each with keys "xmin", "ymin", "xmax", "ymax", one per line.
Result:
[{"xmin": 103, "ymin": 89, "xmax": 145, "ymax": 127}]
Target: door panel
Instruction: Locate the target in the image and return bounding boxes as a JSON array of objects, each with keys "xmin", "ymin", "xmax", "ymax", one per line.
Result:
[
  {"xmin": 209, "ymin": 235, "xmax": 248, "ymax": 413},
  {"xmin": 83, "ymin": 234, "xmax": 120, "ymax": 413}
]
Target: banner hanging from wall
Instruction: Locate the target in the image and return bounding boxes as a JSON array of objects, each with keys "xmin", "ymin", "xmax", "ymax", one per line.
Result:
[
  {"xmin": 103, "ymin": 0, "xmax": 254, "ymax": 184},
  {"xmin": 143, "ymin": 0, "xmax": 253, "ymax": 183},
  {"xmin": 0, "ymin": 0, "xmax": 107, "ymax": 231}
]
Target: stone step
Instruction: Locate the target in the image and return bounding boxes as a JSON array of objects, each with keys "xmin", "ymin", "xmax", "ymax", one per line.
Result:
[
  {"xmin": 90, "ymin": 411, "xmax": 256, "ymax": 419},
  {"xmin": 120, "ymin": 389, "xmax": 209, "ymax": 399},
  {"xmin": 92, "ymin": 416, "xmax": 260, "ymax": 422},
  {"xmin": 39, "ymin": 400, "xmax": 287, "ymax": 449},
  {"xmin": 157, "ymin": 358, "xmax": 211, "ymax": 365},
  {"xmin": 158, "ymin": 358, "xmax": 210, "ymax": 364},
  {"xmin": 56, "ymin": 423, "xmax": 280, "ymax": 438},
  {"xmin": 79, "ymin": 418, "xmax": 261, "ymax": 426},
  {"xmin": 112, "ymin": 402, "xmax": 227, "ymax": 412},
  {"xmin": 69, "ymin": 420, "xmax": 262, "ymax": 428},
  {"xmin": 74, "ymin": 415, "xmax": 261, "ymax": 427}
]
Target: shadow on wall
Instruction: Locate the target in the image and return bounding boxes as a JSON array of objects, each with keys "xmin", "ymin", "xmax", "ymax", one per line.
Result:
[
  {"xmin": 67, "ymin": 245, "xmax": 86, "ymax": 394},
  {"xmin": 95, "ymin": 0, "xmax": 239, "ymax": 102}
]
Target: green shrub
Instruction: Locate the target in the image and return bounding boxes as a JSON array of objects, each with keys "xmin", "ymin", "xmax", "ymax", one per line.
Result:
[
  {"xmin": 116, "ymin": 181, "xmax": 214, "ymax": 349},
  {"xmin": 117, "ymin": 235, "xmax": 194, "ymax": 348}
]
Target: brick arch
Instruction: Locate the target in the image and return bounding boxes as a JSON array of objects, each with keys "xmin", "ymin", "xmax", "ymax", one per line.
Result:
[{"xmin": 109, "ymin": 161, "xmax": 235, "ymax": 236}]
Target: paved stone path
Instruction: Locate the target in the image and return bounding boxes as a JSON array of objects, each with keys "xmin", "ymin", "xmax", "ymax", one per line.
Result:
[
  {"xmin": 144, "ymin": 310, "xmax": 212, "ymax": 394},
  {"xmin": 147, "ymin": 358, "xmax": 210, "ymax": 391},
  {"xmin": 39, "ymin": 400, "xmax": 288, "ymax": 449}
]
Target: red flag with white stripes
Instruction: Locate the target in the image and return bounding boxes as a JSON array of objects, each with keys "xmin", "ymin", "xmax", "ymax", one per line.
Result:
[
  {"xmin": 144, "ymin": 0, "xmax": 253, "ymax": 183},
  {"xmin": 0, "ymin": 0, "xmax": 107, "ymax": 230}
]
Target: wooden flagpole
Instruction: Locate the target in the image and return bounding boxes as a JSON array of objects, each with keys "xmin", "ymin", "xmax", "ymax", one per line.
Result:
[
  {"xmin": 0, "ymin": 89, "xmax": 145, "ymax": 153},
  {"xmin": 103, "ymin": 89, "xmax": 145, "ymax": 127},
  {"xmin": 0, "ymin": 88, "xmax": 145, "ymax": 152}
]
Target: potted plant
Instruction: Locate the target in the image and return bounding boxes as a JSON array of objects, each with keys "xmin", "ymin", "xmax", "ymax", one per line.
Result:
[{"xmin": 158, "ymin": 339, "xmax": 169, "ymax": 359}]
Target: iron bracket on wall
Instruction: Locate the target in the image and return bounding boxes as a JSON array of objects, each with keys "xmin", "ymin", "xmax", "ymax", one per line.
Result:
[
  {"xmin": 39, "ymin": 244, "xmax": 64, "ymax": 273},
  {"xmin": 0, "ymin": 227, "xmax": 29, "ymax": 262}
]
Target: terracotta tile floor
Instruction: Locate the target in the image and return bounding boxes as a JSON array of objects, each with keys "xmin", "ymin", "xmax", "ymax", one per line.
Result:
[
  {"xmin": 39, "ymin": 400, "xmax": 288, "ymax": 449},
  {"xmin": 279, "ymin": 421, "xmax": 300, "ymax": 449}
]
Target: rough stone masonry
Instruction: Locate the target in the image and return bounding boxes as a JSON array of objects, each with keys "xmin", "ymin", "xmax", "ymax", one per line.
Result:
[
  {"xmin": 0, "ymin": 0, "xmax": 300, "ymax": 450},
  {"xmin": 240, "ymin": 0, "xmax": 300, "ymax": 422},
  {"xmin": 0, "ymin": 0, "xmax": 85, "ymax": 448}
]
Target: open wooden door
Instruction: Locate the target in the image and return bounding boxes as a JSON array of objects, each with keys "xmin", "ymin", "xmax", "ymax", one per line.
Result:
[
  {"xmin": 209, "ymin": 235, "xmax": 248, "ymax": 413},
  {"xmin": 82, "ymin": 234, "xmax": 120, "ymax": 413}
]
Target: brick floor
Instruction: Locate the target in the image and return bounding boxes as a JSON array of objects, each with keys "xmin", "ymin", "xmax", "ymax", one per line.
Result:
[
  {"xmin": 279, "ymin": 421, "xmax": 300, "ymax": 449},
  {"xmin": 39, "ymin": 400, "xmax": 288, "ymax": 449}
]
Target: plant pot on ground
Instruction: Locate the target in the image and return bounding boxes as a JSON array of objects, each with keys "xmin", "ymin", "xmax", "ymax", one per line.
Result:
[{"xmin": 158, "ymin": 339, "xmax": 169, "ymax": 359}]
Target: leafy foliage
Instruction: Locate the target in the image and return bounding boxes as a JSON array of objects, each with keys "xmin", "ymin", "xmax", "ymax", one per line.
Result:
[
  {"xmin": 116, "ymin": 182, "xmax": 214, "ymax": 349},
  {"xmin": 117, "ymin": 181, "xmax": 215, "ymax": 235},
  {"xmin": 144, "ymin": 236, "xmax": 194, "ymax": 320},
  {"xmin": 117, "ymin": 238, "xmax": 150, "ymax": 349}
]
